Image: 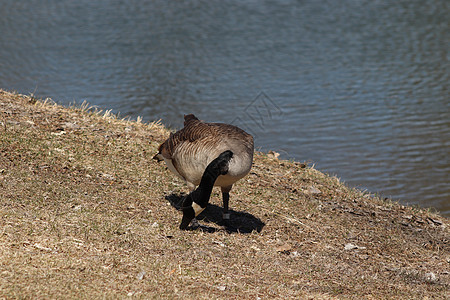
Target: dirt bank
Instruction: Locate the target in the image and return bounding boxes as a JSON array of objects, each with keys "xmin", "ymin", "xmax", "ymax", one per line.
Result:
[{"xmin": 0, "ymin": 89, "xmax": 448, "ymax": 299}]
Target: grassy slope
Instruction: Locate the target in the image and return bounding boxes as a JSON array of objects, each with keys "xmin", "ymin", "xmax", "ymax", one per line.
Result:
[{"xmin": 0, "ymin": 89, "xmax": 448, "ymax": 299}]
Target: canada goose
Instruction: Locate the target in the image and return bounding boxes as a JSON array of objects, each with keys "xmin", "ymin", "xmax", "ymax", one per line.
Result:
[
  {"xmin": 154, "ymin": 114, "xmax": 254, "ymax": 223},
  {"xmin": 179, "ymin": 150, "xmax": 233, "ymax": 230}
]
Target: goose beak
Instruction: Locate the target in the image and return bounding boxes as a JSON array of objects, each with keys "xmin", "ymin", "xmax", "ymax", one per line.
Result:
[{"xmin": 153, "ymin": 153, "xmax": 163, "ymax": 162}]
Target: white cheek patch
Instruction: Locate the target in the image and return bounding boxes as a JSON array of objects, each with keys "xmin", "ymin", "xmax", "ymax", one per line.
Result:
[{"xmin": 192, "ymin": 202, "xmax": 205, "ymax": 217}]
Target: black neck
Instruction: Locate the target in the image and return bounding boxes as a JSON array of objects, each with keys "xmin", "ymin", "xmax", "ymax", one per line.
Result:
[
  {"xmin": 193, "ymin": 167, "xmax": 220, "ymax": 207},
  {"xmin": 181, "ymin": 166, "xmax": 220, "ymax": 210}
]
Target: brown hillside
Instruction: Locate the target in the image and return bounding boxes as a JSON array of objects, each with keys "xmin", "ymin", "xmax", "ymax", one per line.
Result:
[{"xmin": 0, "ymin": 89, "xmax": 448, "ymax": 299}]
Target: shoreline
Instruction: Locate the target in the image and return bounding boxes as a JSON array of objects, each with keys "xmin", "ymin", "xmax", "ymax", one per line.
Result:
[{"xmin": 1, "ymin": 89, "xmax": 448, "ymax": 298}]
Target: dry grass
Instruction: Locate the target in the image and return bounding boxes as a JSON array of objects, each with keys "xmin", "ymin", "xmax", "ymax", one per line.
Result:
[{"xmin": 0, "ymin": 89, "xmax": 448, "ymax": 299}]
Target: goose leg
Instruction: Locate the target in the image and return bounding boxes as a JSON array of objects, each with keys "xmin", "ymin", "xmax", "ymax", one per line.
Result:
[
  {"xmin": 222, "ymin": 192, "xmax": 230, "ymax": 220},
  {"xmin": 221, "ymin": 185, "xmax": 232, "ymax": 220}
]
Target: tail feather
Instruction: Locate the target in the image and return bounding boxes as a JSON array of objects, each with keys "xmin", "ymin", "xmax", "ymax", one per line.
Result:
[{"xmin": 184, "ymin": 114, "xmax": 199, "ymax": 126}]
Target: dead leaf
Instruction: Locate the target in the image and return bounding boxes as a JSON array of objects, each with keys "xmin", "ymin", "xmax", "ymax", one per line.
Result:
[
  {"xmin": 267, "ymin": 151, "xmax": 280, "ymax": 159},
  {"xmin": 276, "ymin": 243, "xmax": 292, "ymax": 254}
]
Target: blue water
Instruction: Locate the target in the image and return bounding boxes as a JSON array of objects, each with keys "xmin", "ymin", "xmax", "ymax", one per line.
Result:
[{"xmin": 1, "ymin": 0, "xmax": 449, "ymax": 215}]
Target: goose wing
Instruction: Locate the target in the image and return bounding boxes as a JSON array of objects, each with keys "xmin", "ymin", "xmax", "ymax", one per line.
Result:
[{"xmin": 157, "ymin": 114, "xmax": 213, "ymax": 159}]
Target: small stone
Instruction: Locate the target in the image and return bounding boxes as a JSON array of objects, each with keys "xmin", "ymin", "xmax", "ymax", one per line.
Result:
[
  {"xmin": 136, "ymin": 270, "xmax": 146, "ymax": 280},
  {"xmin": 51, "ymin": 131, "xmax": 66, "ymax": 136},
  {"xmin": 345, "ymin": 243, "xmax": 357, "ymax": 250},
  {"xmin": 291, "ymin": 251, "xmax": 300, "ymax": 257},
  {"xmin": 344, "ymin": 243, "xmax": 366, "ymax": 251},
  {"xmin": 213, "ymin": 241, "xmax": 226, "ymax": 247},
  {"xmin": 424, "ymin": 272, "xmax": 438, "ymax": 283}
]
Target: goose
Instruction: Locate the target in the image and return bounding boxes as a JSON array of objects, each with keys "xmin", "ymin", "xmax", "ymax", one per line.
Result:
[
  {"xmin": 179, "ymin": 150, "xmax": 233, "ymax": 230},
  {"xmin": 154, "ymin": 114, "xmax": 254, "ymax": 223}
]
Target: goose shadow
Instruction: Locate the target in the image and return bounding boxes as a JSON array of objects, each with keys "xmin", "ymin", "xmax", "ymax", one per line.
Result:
[{"xmin": 165, "ymin": 193, "xmax": 265, "ymax": 233}]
